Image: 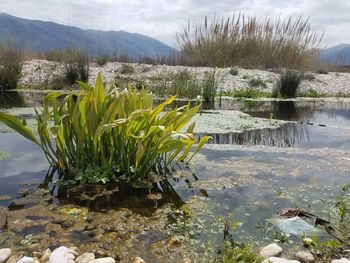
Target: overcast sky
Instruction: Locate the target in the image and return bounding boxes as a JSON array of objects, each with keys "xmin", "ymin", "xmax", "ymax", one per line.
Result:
[{"xmin": 0, "ymin": 0, "xmax": 349, "ymax": 48}]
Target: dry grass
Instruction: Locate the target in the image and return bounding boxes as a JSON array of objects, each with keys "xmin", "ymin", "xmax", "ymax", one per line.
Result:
[{"xmin": 176, "ymin": 14, "xmax": 323, "ymax": 70}]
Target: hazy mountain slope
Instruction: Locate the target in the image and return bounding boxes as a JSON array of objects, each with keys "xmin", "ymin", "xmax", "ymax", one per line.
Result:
[
  {"xmin": 0, "ymin": 13, "xmax": 176, "ymax": 58},
  {"xmin": 320, "ymin": 44, "xmax": 350, "ymax": 65}
]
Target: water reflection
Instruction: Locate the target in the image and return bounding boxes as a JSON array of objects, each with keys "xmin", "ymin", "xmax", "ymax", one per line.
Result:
[
  {"xmin": 0, "ymin": 91, "xmax": 45, "ymax": 108},
  {"xmin": 198, "ymin": 123, "xmax": 309, "ymax": 147}
]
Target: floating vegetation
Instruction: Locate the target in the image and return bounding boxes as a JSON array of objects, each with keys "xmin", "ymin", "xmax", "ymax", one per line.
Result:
[{"xmin": 0, "ymin": 150, "xmax": 10, "ymax": 160}]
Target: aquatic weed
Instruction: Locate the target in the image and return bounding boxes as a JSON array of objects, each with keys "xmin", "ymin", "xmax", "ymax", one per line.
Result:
[{"xmin": 0, "ymin": 74, "xmax": 210, "ymax": 184}]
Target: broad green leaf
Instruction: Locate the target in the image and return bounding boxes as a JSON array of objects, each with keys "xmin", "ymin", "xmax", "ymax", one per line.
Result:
[{"xmin": 0, "ymin": 112, "xmax": 40, "ymax": 145}]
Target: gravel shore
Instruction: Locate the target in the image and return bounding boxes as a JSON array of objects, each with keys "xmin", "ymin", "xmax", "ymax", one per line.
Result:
[{"xmin": 18, "ymin": 59, "xmax": 350, "ymax": 95}]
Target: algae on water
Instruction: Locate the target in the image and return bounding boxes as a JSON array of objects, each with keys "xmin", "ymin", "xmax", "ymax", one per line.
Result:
[{"xmin": 0, "ymin": 150, "xmax": 10, "ymax": 160}]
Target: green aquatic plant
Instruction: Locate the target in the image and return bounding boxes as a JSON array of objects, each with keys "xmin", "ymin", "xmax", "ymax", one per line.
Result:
[
  {"xmin": 213, "ymin": 241, "xmax": 262, "ymax": 263},
  {"xmin": 202, "ymin": 70, "xmax": 218, "ymax": 101},
  {"xmin": 273, "ymin": 70, "xmax": 304, "ymax": 98},
  {"xmin": 230, "ymin": 88, "xmax": 271, "ymax": 98},
  {"xmin": 0, "ymin": 74, "xmax": 210, "ymax": 184}
]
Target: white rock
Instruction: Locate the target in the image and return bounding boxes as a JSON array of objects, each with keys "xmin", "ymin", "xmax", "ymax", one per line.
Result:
[
  {"xmin": 89, "ymin": 258, "xmax": 115, "ymax": 263},
  {"xmin": 262, "ymin": 257, "xmax": 301, "ymax": 263},
  {"xmin": 331, "ymin": 259, "xmax": 350, "ymax": 263},
  {"xmin": 17, "ymin": 257, "xmax": 35, "ymax": 263},
  {"xmin": 295, "ymin": 251, "xmax": 315, "ymax": 263},
  {"xmin": 74, "ymin": 253, "xmax": 95, "ymax": 263},
  {"xmin": 49, "ymin": 246, "xmax": 75, "ymax": 263},
  {"xmin": 133, "ymin": 257, "xmax": 146, "ymax": 263},
  {"xmin": 260, "ymin": 243, "xmax": 283, "ymax": 258},
  {"xmin": 0, "ymin": 248, "xmax": 12, "ymax": 263}
]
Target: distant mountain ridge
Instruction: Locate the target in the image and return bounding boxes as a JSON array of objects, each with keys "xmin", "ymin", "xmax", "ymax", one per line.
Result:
[
  {"xmin": 320, "ymin": 44, "xmax": 350, "ymax": 65},
  {"xmin": 0, "ymin": 13, "xmax": 176, "ymax": 58}
]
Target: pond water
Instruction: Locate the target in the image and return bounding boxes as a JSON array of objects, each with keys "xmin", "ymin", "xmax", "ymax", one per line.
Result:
[{"xmin": 1, "ymin": 91, "xmax": 350, "ymax": 261}]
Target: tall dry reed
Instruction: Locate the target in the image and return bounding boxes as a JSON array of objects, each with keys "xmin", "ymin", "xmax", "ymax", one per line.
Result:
[{"xmin": 176, "ymin": 14, "xmax": 323, "ymax": 70}]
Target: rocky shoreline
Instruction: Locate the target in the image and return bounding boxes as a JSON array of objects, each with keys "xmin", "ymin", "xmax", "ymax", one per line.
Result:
[
  {"xmin": 1, "ymin": 242, "xmax": 350, "ymax": 263},
  {"xmin": 18, "ymin": 59, "xmax": 350, "ymax": 95}
]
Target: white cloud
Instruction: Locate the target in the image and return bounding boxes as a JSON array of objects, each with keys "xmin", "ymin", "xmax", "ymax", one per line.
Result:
[{"xmin": 0, "ymin": 0, "xmax": 349, "ymax": 47}]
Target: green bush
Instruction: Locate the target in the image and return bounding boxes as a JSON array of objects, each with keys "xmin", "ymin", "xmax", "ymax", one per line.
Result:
[
  {"xmin": 202, "ymin": 70, "xmax": 218, "ymax": 101},
  {"xmin": 119, "ymin": 64, "xmax": 135, "ymax": 74},
  {"xmin": 151, "ymin": 69, "xmax": 202, "ymax": 99},
  {"xmin": 297, "ymin": 88, "xmax": 326, "ymax": 98},
  {"xmin": 213, "ymin": 241, "xmax": 262, "ymax": 263},
  {"xmin": 231, "ymin": 88, "xmax": 271, "ymax": 98},
  {"xmin": 273, "ymin": 70, "xmax": 304, "ymax": 98},
  {"xmin": 317, "ymin": 69, "xmax": 328, "ymax": 74},
  {"xmin": 64, "ymin": 51, "xmax": 89, "ymax": 85},
  {"xmin": 0, "ymin": 74, "xmax": 210, "ymax": 184},
  {"xmin": 248, "ymin": 78, "xmax": 267, "ymax": 89},
  {"xmin": 0, "ymin": 41, "xmax": 22, "ymax": 90},
  {"xmin": 229, "ymin": 68, "xmax": 239, "ymax": 76},
  {"xmin": 96, "ymin": 54, "xmax": 109, "ymax": 66}
]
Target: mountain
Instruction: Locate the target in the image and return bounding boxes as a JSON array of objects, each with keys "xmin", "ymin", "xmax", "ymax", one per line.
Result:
[
  {"xmin": 320, "ymin": 44, "xmax": 350, "ymax": 65},
  {"xmin": 0, "ymin": 13, "xmax": 176, "ymax": 58}
]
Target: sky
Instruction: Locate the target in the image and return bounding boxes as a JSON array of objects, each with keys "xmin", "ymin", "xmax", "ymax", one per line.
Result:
[{"xmin": 0, "ymin": 0, "xmax": 349, "ymax": 48}]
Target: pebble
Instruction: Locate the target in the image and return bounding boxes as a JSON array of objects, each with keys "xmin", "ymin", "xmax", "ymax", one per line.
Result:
[
  {"xmin": 133, "ymin": 257, "xmax": 146, "ymax": 263},
  {"xmin": 17, "ymin": 257, "xmax": 35, "ymax": 263},
  {"xmin": 262, "ymin": 257, "xmax": 301, "ymax": 263},
  {"xmin": 75, "ymin": 253, "xmax": 95, "ymax": 263},
  {"xmin": 49, "ymin": 246, "xmax": 75, "ymax": 263},
  {"xmin": 295, "ymin": 251, "xmax": 315, "ymax": 263},
  {"xmin": 331, "ymin": 259, "xmax": 350, "ymax": 263},
  {"xmin": 89, "ymin": 258, "xmax": 115, "ymax": 263},
  {"xmin": 0, "ymin": 248, "xmax": 12, "ymax": 263},
  {"xmin": 260, "ymin": 243, "xmax": 283, "ymax": 258},
  {"xmin": 95, "ymin": 249, "xmax": 109, "ymax": 258},
  {"xmin": 168, "ymin": 236, "xmax": 183, "ymax": 247}
]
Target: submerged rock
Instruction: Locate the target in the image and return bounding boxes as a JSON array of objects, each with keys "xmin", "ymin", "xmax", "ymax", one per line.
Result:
[
  {"xmin": 17, "ymin": 256, "xmax": 35, "ymax": 263},
  {"xmin": 133, "ymin": 257, "xmax": 146, "ymax": 263},
  {"xmin": 262, "ymin": 257, "xmax": 301, "ymax": 263},
  {"xmin": 331, "ymin": 259, "xmax": 350, "ymax": 263},
  {"xmin": 260, "ymin": 243, "xmax": 283, "ymax": 258},
  {"xmin": 89, "ymin": 258, "xmax": 115, "ymax": 263},
  {"xmin": 49, "ymin": 246, "xmax": 75, "ymax": 263},
  {"xmin": 75, "ymin": 253, "xmax": 95, "ymax": 263},
  {"xmin": 295, "ymin": 251, "xmax": 315, "ymax": 263},
  {"xmin": 0, "ymin": 248, "xmax": 12, "ymax": 263}
]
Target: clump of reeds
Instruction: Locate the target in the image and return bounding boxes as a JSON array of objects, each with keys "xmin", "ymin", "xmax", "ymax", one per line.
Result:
[
  {"xmin": 273, "ymin": 70, "xmax": 304, "ymax": 98},
  {"xmin": 63, "ymin": 49, "xmax": 89, "ymax": 85},
  {"xmin": 176, "ymin": 14, "xmax": 322, "ymax": 70},
  {"xmin": 0, "ymin": 39, "xmax": 23, "ymax": 90}
]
